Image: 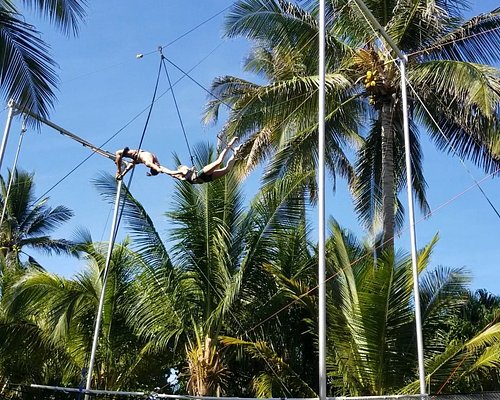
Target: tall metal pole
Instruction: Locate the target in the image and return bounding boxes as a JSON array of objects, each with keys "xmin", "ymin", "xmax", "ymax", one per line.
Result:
[
  {"xmin": 85, "ymin": 179, "xmax": 123, "ymax": 399},
  {"xmin": 318, "ymin": 0, "xmax": 327, "ymax": 399},
  {"xmin": 350, "ymin": 0, "xmax": 427, "ymax": 394},
  {"xmin": 0, "ymin": 117, "xmax": 27, "ymax": 226},
  {"xmin": 0, "ymin": 100, "xmax": 17, "ymax": 171},
  {"xmin": 400, "ymin": 59, "xmax": 426, "ymax": 394}
]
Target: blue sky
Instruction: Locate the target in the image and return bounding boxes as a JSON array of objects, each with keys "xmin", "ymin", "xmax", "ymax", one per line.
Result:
[{"xmin": 2, "ymin": 0, "xmax": 500, "ymax": 294}]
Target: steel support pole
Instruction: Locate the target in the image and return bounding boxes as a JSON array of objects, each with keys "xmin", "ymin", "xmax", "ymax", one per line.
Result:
[
  {"xmin": 0, "ymin": 100, "xmax": 16, "ymax": 172},
  {"xmin": 318, "ymin": 0, "xmax": 327, "ymax": 399},
  {"xmin": 400, "ymin": 59, "xmax": 426, "ymax": 394},
  {"xmin": 85, "ymin": 179, "xmax": 123, "ymax": 399},
  {"xmin": 348, "ymin": 0, "xmax": 427, "ymax": 393},
  {"xmin": 0, "ymin": 118, "xmax": 26, "ymax": 226}
]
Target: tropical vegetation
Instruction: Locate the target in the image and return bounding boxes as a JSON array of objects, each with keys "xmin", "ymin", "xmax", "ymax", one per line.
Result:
[
  {"xmin": 1, "ymin": 161, "xmax": 499, "ymax": 398},
  {"xmin": 205, "ymin": 0, "xmax": 500, "ymax": 252},
  {"xmin": 0, "ymin": 0, "xmax": 87, "ymax": 120},
  {"xmin": 1, "ymin": 0, "xmax": 500, "ymax": 399}
]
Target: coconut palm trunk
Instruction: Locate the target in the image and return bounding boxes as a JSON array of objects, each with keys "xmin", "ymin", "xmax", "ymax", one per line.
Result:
[
  {"xmin": 380, "ymin": 99, "xmax": 395, "ymax": 252},
  {"xmin": 187, "ymin": 336, "xmax": 225, "ymax": 396}
]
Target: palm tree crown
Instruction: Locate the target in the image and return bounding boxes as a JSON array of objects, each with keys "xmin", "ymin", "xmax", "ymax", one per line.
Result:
[
  {"xmin": 205, "ymin": 0, "xmax": 500, "ymax": 252},
  {"xmin": 0, "ymin": 168, "xmax": 76, "ymax": 265},
  {"xmin": 0, "ymin": 0, "xmax": 87, "ymax": 120}
]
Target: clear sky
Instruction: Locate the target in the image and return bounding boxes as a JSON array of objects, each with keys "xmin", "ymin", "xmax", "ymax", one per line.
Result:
[{"xmin": 2, "ymin": 0, "xmax": 499, "ymax": 295}]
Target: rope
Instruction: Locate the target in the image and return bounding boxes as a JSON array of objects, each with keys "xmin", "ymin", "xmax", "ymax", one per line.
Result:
[
  {"xmin": 160, "ymin": 48, "xmax": 196, "ymax": 166},
  {"xmin": 30, "ymin": 40, "xmax": 228, "ymax": 203},
  {"xmin": 0, "ymin": 117, "xmax": 27, "ymax": 227},
  {"xmin": 113, "ymin": 49, "xmax": 165, "ymax": 246},
  {"xmin": 161, "ymin": 56, "xmax": 237, "ymax": 149},
  {"xmin": 408, "ymin": 25, "xmax": 500, "ymax": 58}
]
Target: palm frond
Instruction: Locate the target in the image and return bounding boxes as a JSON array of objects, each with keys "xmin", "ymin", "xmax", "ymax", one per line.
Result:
[
  {"xmin": 0, "ymin": 9, "xmax": 58, "ymax": 120},
  {"xmin": 220, "ymin": 335, "xmax": 317, "ymax": 397},
  {"xmin": 20, "ymin": 0, "xmax": 87, "ymax": 36},
  {"xmin": 411, "ymin": 61, "xmax": 500, "ymax": 173},
  {"xmin": 93, "ymin": 172, "xmax": 172, "ymax": 270},
  {"xmin": 415, "ymin": 8, "xmax": 500, "ymax": 65}
]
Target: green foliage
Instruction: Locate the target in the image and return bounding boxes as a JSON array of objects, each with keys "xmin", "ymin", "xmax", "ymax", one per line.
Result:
[
  {"xmin": 208, "ymin": 0, "xmax": 500, "ymax": 252},
  {"xmin": 0, "ymin": 0, "xmax": 87, "ymax": 121},
  {"xmin": 1, "ymin": 160, "xmax": 500, "ymax": 396}
]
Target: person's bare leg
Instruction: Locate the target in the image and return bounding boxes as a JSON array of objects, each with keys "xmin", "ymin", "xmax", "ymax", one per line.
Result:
[
  {"xmin": 200, "ymin": 137, "xmax": 239, "ymax": 175},
  {"xmin": 226, "ymin": 136, "xmax": 238, "ymax": 148},
  {"xmin": 210, "ymin": 153, "xmax": 237, "ymax": 179}
]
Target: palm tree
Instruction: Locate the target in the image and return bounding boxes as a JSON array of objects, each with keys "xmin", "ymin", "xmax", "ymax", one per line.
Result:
[
  {"xmin": 0, "ymin": 168, "xmax": 76, "ymax": 266},
  {"xmin": 325, "ymin": 220, "xmax": 500, "ymax": 395},
  {"xmin": 0, "ymin": 0, "xmax": 87, "ymax": 119},
  {"xmin": 206, "ymin": 0, "xmax": 500, "ymax": 252},
  {"xmin": 1, "ymin": 233, "xmax": 167, "ymax": 391},
  {"xmin": 0, "ymin": 168, "xmax": 78, "ymax": 393},
  {"xmin": 95, "ymin": 143, "xmax": 317, "ymax": 396},
  {"xmin": 410, "ymin": 288, "xmax": 500, "ymax": 393}
]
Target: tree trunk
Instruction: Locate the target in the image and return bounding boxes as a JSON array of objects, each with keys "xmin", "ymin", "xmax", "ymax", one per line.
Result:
[
  {"xmin": 380, "ymin": 98, "xmax": 395, "ymax": 253},
  {"xmin": 187, "ymin": 336, "xmax": 224, "ymax": 396}
]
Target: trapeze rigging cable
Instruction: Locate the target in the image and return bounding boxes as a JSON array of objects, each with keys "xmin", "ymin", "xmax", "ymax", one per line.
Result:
[
  {"xmin": 407, "ymin": 25, "xmax": 500, "ymax": 58},
  {"xmin": 163, "ymin": 56, "xmax": 236, "ymax": 112},
  {"xmin": 159, "ymin": 48, "xmax": 196, "ymax": 165},
  {"xmin": 137, "ymin": 4, "xmax": 233, "ymax": 59},
  {"xmin": 114, "ymin": 48, "xmax": 165, "ymax": 226},
  {"xmin": 399, "ymin": 68, "xmax": 500, "ymax": 220}
]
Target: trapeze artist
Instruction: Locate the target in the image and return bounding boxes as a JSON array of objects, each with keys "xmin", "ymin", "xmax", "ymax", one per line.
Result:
[
  {"xmin": 115, "ymin": 137, "xmax": 241, "ymax": 183},
  {"xmin": 115, "ymin": 147, "xmax": 169, "ymax": 180},
  {"xmin": 163, "ymin": 136, "xmax": 241, "ymax": 184}
]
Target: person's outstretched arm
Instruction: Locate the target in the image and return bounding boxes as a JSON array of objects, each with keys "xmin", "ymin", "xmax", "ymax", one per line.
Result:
[
  {"xmin": 115, "ymin": 149, "xmax": 125, "ymax": 177},
  {"xmin": 116, "ymin": 161, "xmax": 136, "ymax": 180},
  {"xmin": 161, "ymin": 166, "xmax": 189, "ymax": 181}
]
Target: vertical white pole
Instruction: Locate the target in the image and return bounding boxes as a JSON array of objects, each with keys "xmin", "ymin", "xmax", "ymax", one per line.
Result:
[
  {"xmin": 85, "ymin": 179, "xmax": 123, "ymax": 399},
  {"xmin": 0, "ymin": 100, "xmax": 16, "ymax": 172},
  {"xmin": 400, "ymin": 58, "xmax": 426, "ymax": 395},
  {"xmin": 0, "ymin": 118, "xmax": 26, "ymax": 226},
  {"xmin": 318, "ymin": 0, "xmax": 327, "ymax": 399},
  {"xmin": 346, "ymin": 0, "xmax": 427, "ymax": 392}
]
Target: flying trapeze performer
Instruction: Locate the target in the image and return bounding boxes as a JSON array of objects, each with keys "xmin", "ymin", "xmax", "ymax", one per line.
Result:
[
  {"xmin": 115, "ymin": 147, "xmax": 169, "ymax": 180},
  {"xmin": 163, "ymin": 136, "xmax": 241, "ymax": 184},
  {"xmin": 115, "ymin": 137, "xmax": 241, "ymax": 183}
]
